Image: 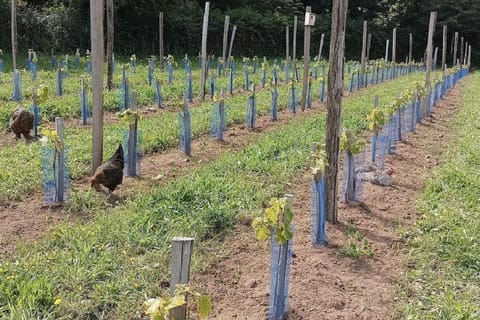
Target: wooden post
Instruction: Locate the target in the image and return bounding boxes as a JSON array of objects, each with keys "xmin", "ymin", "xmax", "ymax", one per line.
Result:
[
  {"xmin": 106, "ymin": 0, "xmax": 114, "ymax": 91},
  {"xmin": 460, "ymin": 36, "xmax": 464, "ymax": 65},
  {"xmin": 441, "ymin": 25, "xmax": 447, "ymax": 74},
  {"xmin": 227, "ymin": 25, "xmax": 237, "ymax": 64},
  {"xmin": 169, "ymin": 237, "xmax": 194, "ymax": 320},
  {"xmin": 360, "ymin": 20, "xmax": 367, "ymax": 88},
  {"xmin": 292, "ymin": 15, "xmax": 298, "ymax": 61},
  {"xmin": 463, "ymin": 41, "xmax": 468, "ymax": 65},
  {"xmin": 318, "ymin": 33, "xmax": 325, "ymax": 61},
  {"xmin": 325, "ymin": 0, "xmax": 348, "ymax": 224},
  {"xmin": 222, "ymin": 15, "xmax": 230, "ymax": 74},
  {"xmin": 55, "ymin": 117, "xmax": 65, "ymax": 203},
  {"xmin": 423, "ymin": 12, "xmax": 437, "ymax": 115},
  {"xmin": 467, "ymin": 45, "xmax": 471, "ymax": 67},
  {"xmin": 453, "ymin": 32, "xmax": 458, "ymax": 67},
  {"xmin": 366, "ymin": 33, "xmax": 372, "ymax": 61},
  {"xmin": 433, "ymin": 47, "xmax": 438, "ymax": 70},
  {"xmin": 159, "ymin": 12, "xmax": 164, "ymax": 70},
  {"xmin": 11, "ymin": 0, "xmax": 17, "ymax": 71},
  {"xmin": 286, "ymin": 25, "xmax": 289, "ymax": 66},
  {"xmin": 200, "ymin": 2, "xmax": 210, "ymax": 101},
  {"xmin": 301, "ymin": 6, "xmax": 313, "ymax": 111},
  {"xmin": 392, "ymin": 28, "xmax": 397, "ymax": 78},
  {"xmin": 409, "ymin": 33, "xmax": 413, "ymax": 63},
  {"xmin": 385, "ymin": 39, "xmax": 389, "ymax": 62},
  {"xmin": 90, "ymin": 0, "xmax": 104, "ymax": 172}
]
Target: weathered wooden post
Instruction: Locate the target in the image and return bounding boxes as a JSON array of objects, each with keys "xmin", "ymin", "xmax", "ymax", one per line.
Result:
[
  {"xmin": 460, "ymin": 36, "xmax": 464, "ymax": 65},
  {"xmin": 292, "ymin": 15, "xmax": 298, "ymax": 61},
  {"xmin": 11, "ymin": 0, "xmax": 17, "ymax": 71},
  {"xmin": 433, "ymin": 47, "xmax": 438, "ymax": 70},
  {"xmin": 392, "ymin": 28, "xmax": 397, "ymax": 79},
  {"xmin": 285, "ymin": 26, "xmax": 289, "ymax": 83},
  {"xmin": 423, "ymin": 12, "xmax": 437, "ymax": 116},
  {"xmin": 325, "ymin": 0, "xmax": 348, "ymax": 224},
  {"xmin": 453, "ymin": 32, "xmax": 458, "ymax": 66},
  {"xmin": 385, "ymin": 39, "xmax": 389, "ymax": 62},
  {"xmin": 318, "ymin": 33, "xmax": 325, "ymax": 61},
  {"xmin": 227, "ymin": 25, "xmax": 237, "ymax": 64},
  {"xmin": 301, "ymin": 6, "xmax": 314, "ymax": 111},
  {"xmin": 200, "ymin": 2, "xmax": 210, "ymax": 101},
  {"xmin": 55, "ymin": 117, "xmax": 65, "ymax": 203},
  {"xmin": 409, "ymin": 33, "xmax": 413, "ymax": 63},
  {"xmin": 366, "ymin": 33, "xmax": 372, "ymax": 61},
  {"xmin": 169, "ymin": 237, "xmax": 194, "ymax": 320},
  {"xmin": 221, "ymin": 15, "xmax": 230, "ymax": 76},
  {"xmin": 159, "ymin": 12, "xmax": 164, "ymax": 70},
  {"xmin": 467, "ymin": 45, "xmax": 471, "ymax": 68},
  {"xmin": 106, "ymin": 0, "xmax": 114, "ymax": 90},
  {"xmin": 441, "ymin": 25, "xmax": 447, "ymax": 74},
  {"xmin": 360, "ymin": 20, "xmax": 368, "ymax": 88},
  {"xmin": 90, "ymin": 0, "xmax": 104, "ymax": 172}
]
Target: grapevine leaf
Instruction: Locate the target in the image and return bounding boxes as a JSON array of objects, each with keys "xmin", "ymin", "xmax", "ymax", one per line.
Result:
[
  {"xmin": 256, "ymin": 226, "xmax": 270, "ymax": 242},
  {"xmin": 166, "ymin": 295, "xmax": 186, "ymax": 310},
  {"xmin": 264, "ymin": 207, "xmax": 277, "ymax": 224}
]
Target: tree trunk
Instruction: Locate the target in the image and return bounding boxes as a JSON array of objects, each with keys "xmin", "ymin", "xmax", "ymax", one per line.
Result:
[{"xmin": 325, "ymin": 0, "xmax": 348, "ymax": 224}]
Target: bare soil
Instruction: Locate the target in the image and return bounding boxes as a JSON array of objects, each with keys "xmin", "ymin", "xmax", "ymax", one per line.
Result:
[{"xmin": 192, "ymin": 80, "xmax": 464, "ymax": 319}]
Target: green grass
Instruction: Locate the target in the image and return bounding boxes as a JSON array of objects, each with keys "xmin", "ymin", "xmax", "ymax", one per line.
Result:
[
  {"xmin": 0, "ymin": 64, "xmax": 425, "ymax": 203},
  {"xmin": 396, "ymin": 72, "xmax": 480, "ymax": 319},
  {"xmin": 0, "ymin": 57, "xmax": 265, "ymax": 128},
  {"xmin": 0, "ymin": 73, "xmax": 427, "ymax": 319}
]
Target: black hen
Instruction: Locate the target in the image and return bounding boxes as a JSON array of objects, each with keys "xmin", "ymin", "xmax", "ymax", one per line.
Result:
[{"xmin": 90, "ymin": 144, "xmax": 124, "ymax": 195}]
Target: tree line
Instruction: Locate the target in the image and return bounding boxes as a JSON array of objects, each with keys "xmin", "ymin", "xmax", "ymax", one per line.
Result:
[{"xmin": 0, "ymin": 0, "xmax": 478, "ymax": 65}]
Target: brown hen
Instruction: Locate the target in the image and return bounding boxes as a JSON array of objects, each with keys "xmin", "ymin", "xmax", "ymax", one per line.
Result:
[
  {"xmin": 90, "ymin": 144, "xmax": 124, "ymax": 196},
  {"xmin": 9, "ymin": 107, "xmax": 34, "ymax": 140}
]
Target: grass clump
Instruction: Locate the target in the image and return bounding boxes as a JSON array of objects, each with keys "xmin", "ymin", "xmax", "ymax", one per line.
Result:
[
  {"xmin": 339, "ymin": 225, "xmax": 374, "ymax": 258},
  {"xmin": 396, "ymin": 72, "xmax": 480, "ymax": 319}
]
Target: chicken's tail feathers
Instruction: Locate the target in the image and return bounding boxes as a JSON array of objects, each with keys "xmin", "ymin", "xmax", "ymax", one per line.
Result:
[{"xmin": 111, "ymin": 143, "xmax": 124, "ymax": 161}]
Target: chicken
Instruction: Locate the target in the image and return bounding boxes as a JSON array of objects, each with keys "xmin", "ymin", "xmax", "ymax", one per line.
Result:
[
  {"xmin": 90, "ymin": 144, "xmax": 124, "ymax": 196},
  {"xmin": 9, "ymin": 107, "xmax": 34, "ymax": 140}
]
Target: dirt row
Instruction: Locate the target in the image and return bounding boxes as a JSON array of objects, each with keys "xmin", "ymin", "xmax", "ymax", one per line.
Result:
[{"xmin": 192, "ymin": 78, "xmax": 466, "ymax": 319}]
